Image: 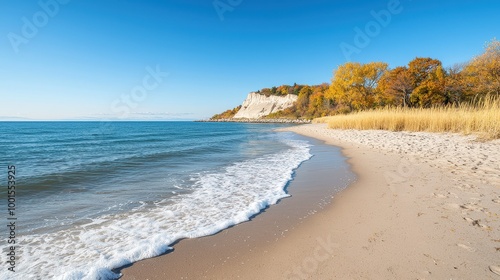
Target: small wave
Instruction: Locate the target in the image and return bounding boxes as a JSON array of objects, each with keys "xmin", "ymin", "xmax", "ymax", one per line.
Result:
[{"xmin": 5, "ymin": 139, "xmax": 245, "ymax": 200}]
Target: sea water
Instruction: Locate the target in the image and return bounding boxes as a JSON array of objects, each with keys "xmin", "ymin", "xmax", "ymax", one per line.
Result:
[{"xmin": 0, "ymin": 121, "xmax": 313, "ymax": 279}]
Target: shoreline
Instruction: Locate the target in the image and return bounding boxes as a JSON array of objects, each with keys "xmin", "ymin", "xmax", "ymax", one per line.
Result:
[
  {"xmin": 121, "ymin": 124, "xmax": 500, "ymax": 279},
  {"xmin": 197, "ymin": 118, "xmax": 311, "ymax": 124},
  {"xmin": 119, "ymin": 133, "xmax": 354, "ymax": 279}
]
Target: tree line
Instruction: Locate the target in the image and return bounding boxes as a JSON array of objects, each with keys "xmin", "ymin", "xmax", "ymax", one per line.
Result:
[{"xmin": 213, "ymin": 39, "xmax": 499, "ymax": 120}]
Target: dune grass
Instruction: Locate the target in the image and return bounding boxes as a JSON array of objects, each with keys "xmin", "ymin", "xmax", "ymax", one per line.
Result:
[{"xmin": 314, "ymin": 96, "xmax": 500, "ymax": 140}]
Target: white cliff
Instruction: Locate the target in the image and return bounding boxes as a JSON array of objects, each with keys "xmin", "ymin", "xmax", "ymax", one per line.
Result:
[{"xmin": 233, "ymin": 92, "xmax": 297, "ymax": 119}]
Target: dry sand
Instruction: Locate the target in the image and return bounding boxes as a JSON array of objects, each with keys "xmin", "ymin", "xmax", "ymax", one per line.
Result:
[{"xmin": 122, "ymin": 124, "xmax": 500, "ymax": 279}]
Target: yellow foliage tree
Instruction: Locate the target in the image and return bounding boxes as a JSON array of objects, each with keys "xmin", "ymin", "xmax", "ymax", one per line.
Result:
[
  {"xmin": 388, "ymin": 57, "xmax": 446, "ymax": 107},
  {"xmin": 410, "ymin": 65, "xmax": 446, "ymax": 107},
  {"xmin": 328, "ymin": 62, "xmax": 388, "ymax": 111},
  {"xmin": 463, "ymin": 39, "xmax": 500, "ymax": 96},
  {"xmin": 297, "ymin": 86, "xmax": 312, "ymax": 112}
]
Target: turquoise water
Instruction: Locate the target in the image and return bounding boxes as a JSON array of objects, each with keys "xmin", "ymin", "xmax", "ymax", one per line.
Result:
[{"xmin": 0, "ymin": 121, "xmax": 314, "ymax": 279}]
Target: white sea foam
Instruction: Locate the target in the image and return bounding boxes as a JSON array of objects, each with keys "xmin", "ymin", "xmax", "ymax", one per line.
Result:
[{"xmin": 2, "ymin": 138, "xmax": 311, "ymax": 280}]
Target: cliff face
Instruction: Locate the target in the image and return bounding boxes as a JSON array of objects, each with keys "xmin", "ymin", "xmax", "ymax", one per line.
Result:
[{"xmin": 233, "ymin": 92, "xmax": 297, "ymax": 119}]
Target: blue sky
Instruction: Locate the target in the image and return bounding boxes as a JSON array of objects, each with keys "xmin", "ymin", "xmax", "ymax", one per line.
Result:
[{"xmin": 0, "ymin": 0, "xmax": 499, "ymax": 120}]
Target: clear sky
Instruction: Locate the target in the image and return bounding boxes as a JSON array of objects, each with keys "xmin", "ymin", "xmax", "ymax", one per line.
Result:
[{"xmin": 1, "ymin": 0, "xmax": 499, "ymax": 120}]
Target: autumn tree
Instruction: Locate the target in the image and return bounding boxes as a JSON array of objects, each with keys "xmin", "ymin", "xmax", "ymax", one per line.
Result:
[
  {"xmin": 407, "ymin": 58, "xmax": 441, "ymax": 84},
  {"xmin": 442, "ymin": 64, "xmax": 469, "ymax": 104},
  {"xmin": 296, "ymin": 86, "xmax": 312, "ymax": 113},
  {"xmin": 328, "ymin": 62, "xmax": 388, "ymax": 111},
  {"xmin": 377, "ymin": 66, "xmax": 413, "ymax": 107},
  {"xmin": 410, "ymin": 65, "xmax": 447, "ymax": 107},
  {"xmin": 211, "ymin": 105, "xmax": 241, "ymax": 119},
  {"xmin": 292, "ymin": 83, "xmax": 301, "ymax": 95},
  {"xmin": 463, "ymin": 39, "xmax": 500, "ymax": 96},
  {"xmin": 307, "ymin": 84, "xmax": 331, "ymax": 117},
  {"xmin": 400, "ymin": 57, "xmax": 446, "ymax": 107}
]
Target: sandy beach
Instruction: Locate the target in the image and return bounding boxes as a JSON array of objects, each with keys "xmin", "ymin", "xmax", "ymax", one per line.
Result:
[{"xmin": 122, "ymin": 124, "xmax": 500, "ymax": 279}]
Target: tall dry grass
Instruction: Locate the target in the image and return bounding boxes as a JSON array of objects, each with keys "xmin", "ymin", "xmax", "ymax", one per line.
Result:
[{"xmin": 314, "ymin": 96, "xmax": 500, "ymax": 140}]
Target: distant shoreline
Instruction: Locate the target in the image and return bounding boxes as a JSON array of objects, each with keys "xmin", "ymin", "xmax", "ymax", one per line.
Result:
[{"xmin": 198, "ymin": 118, "xmax": 311, "ymax": 124}]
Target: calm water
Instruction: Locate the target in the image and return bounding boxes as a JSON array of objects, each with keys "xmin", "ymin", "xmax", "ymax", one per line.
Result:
[{"xmin": 0, "ymin": 121, "xmax": 314, "ymax": 279}]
